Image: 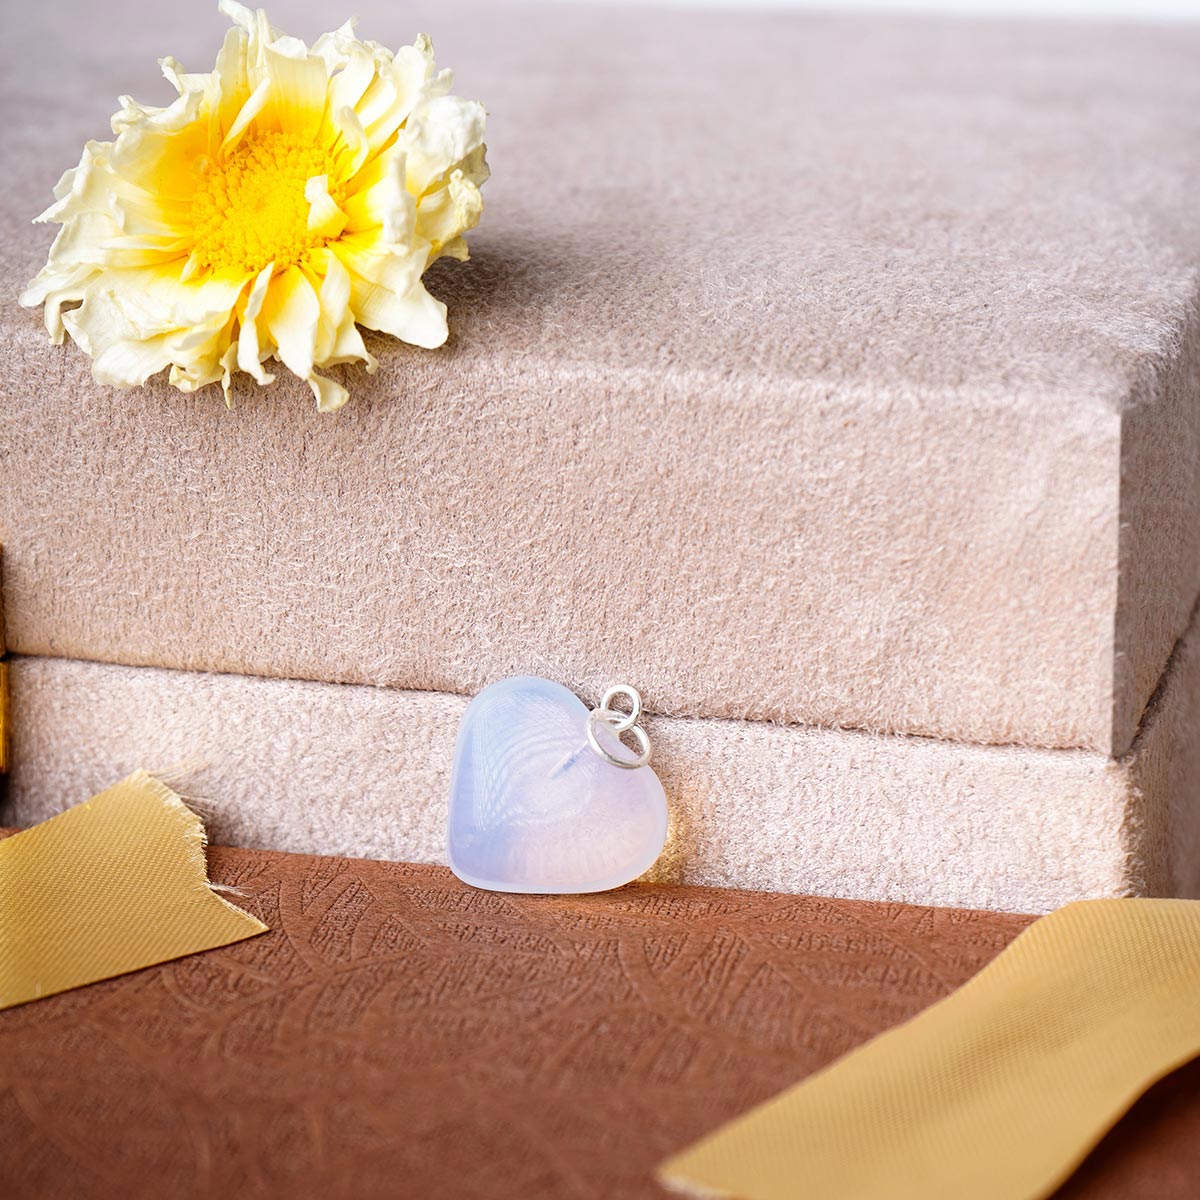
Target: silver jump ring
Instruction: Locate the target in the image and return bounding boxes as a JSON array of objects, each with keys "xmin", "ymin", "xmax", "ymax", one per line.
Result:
[
  {"xmin": 586, "ymin": 708, "xmax": 652, "ymax": 770},
  {"xmin": 597, "ymin": 684, "xmax": 641, "ymax": 734}
]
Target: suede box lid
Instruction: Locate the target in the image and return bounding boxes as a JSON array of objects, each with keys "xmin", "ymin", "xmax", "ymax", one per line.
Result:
[{"xmin": 2, "ymin": 1, "xmax": 1200, "ymax": 756}]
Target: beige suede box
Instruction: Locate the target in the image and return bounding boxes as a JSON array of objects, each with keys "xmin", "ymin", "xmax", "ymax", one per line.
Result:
[{"xmin": 2, "ymin": 1, "xmax": 1199, "ymax": 911}]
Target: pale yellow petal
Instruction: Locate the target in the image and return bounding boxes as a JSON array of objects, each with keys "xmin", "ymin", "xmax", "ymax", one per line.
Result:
[
  {"xmin": 219, "ymin": 0, "xmax": 277, "ymax": 72},
  {"xmin": 217, "ymin": 0, "xmax": 256, "ymax": 35},
  {"xmin": 159, "ymin": 55, "xmax": 210, "ymax": 98},
  {"xmin": 329, "ymin": 104, "xmax": 371, "ymax": 178},
  {"xmin": 382, "ymin": 279, "xmax": 447, "ymax": 349},
  {"xmin": 170, "ymin": 312, "xmax": 236, "ymax": 392},
  {"xmin": 210, "ymin": 24, "xmax": 252, "ymax": 143},
  {"xmin": 265, "ymin": 37, "xmax": 329, "ymax": 132},
  {"xmin": 343, "ymin": 149, "xmax": 414, "ymax": 245},
  {"xmin": 330, "ymin": 50, "xmax": 376, "ymax": 116},
  {"xmin": 402, "ymin": 94, "xmax": 487, "ymax": 196},
  {"xmin": 304, "ymin": 249, "xmax": 377, "ymax": 374},
  {"xmin": 262, "ymin": 258, "xmax": 351, "ymax": 410},
  {"xmin": 310, "ymin": 248, "xmax": 348, "ymax": 362},
  {"xmin": 236, "ymin": 262, "xmax": 276, "ymax": 384},
  {"xmin": 336, "ymin": 242, "xmax": 448, "ymax": 348},
  {"xmin": 220, "ymin": 77, "xmax": 271, "ymax": 152},
  {"xmin": 260, "ymin": 265, "xmax": 320, "ymax": 378},
  {"xmin": 220, "ymin": 340, "xmax": 240, "ymax": 404},
  {"xmin": 415, "ymin": 169, "xmax": 482, "ymax": 258},
  {"xmin": 390, "ymin": 35, "xmax": 440, "ymax": 110},
  {"xmin": 309, "ymin": 370, "xmax": 350, "ymax": 412},
  {"xmin": 62, "ymin": 265, "xmax": 246, "ymax": 388},
  {"xmin": 19, "ymin": 262, "xmax": 95, "ymax": 343},
  {"xmin": 304, "ymin": 174, "xmax": 348, "ymax": 239}
]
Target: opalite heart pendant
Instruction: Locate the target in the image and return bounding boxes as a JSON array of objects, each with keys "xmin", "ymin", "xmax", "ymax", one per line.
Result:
[{"xmin": 447, "ymin": 676, "xmax": 669, "ymax": 894}]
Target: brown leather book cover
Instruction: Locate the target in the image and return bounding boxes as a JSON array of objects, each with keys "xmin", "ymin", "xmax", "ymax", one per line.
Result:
[{"xmin": 0, "ymin": 845, "xmax": 1196, "ymax": 1198}]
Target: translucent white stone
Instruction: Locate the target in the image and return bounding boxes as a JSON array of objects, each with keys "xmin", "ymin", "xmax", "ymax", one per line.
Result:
[{"xmin": 447, "ymin": 676, "xmax": 669, "ymax": 894}]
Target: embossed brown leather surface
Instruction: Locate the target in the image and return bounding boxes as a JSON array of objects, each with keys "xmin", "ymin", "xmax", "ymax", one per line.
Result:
[{"xmin": 0, "ymin": 844, "xmax": 1197, "ymax": 1199}]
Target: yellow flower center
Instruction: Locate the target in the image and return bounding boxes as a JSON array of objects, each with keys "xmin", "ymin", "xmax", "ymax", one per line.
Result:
[{"xmin": 189, "ymin": 132, "xmax": 344, "ymax": 275}]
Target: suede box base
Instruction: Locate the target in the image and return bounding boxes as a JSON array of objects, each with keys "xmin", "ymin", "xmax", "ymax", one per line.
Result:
[{"xmin": 6, "ymin": 592, "xmax": 1200, "ymax": 914}]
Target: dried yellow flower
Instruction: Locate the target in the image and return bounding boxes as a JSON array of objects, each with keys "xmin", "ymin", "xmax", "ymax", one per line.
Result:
[{"xmin": 20, "ymin": 1, "xmax": 488, "ymax": 410}]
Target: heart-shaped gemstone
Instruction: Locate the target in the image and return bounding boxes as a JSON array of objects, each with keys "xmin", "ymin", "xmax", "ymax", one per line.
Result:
[{"xmin": 447, "ymin": 676, "xmax": 669, "ymax": 894}]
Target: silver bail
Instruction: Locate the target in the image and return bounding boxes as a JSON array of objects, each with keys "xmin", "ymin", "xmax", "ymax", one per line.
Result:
[{"xmin": 586, "ymin": 684, "xmax": 652, "ymax": 769}]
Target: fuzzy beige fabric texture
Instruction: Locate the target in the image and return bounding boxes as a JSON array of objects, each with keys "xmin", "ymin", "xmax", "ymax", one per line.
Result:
[
  {"xmin": 6, "ymin": 588, "xmax": 1200, "ymax": 914},
  {"xmin": 2, "ymin": 3, "xmax": 1199, "ymax": 758}
]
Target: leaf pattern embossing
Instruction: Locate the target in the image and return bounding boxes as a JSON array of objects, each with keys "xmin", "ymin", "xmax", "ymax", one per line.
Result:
[{"xmin": 2, "ymin": 844, "xmax": 1196, "ymax": 1198}]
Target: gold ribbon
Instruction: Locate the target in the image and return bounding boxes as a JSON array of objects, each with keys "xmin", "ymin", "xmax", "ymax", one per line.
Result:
[
  {"xmin": 0, "ymin": 771, "xmax": 266, "ymax": 1009},
  {"xmin": 660, "ymin": 898, "xmax": 1200, "ymax": 1200}
]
